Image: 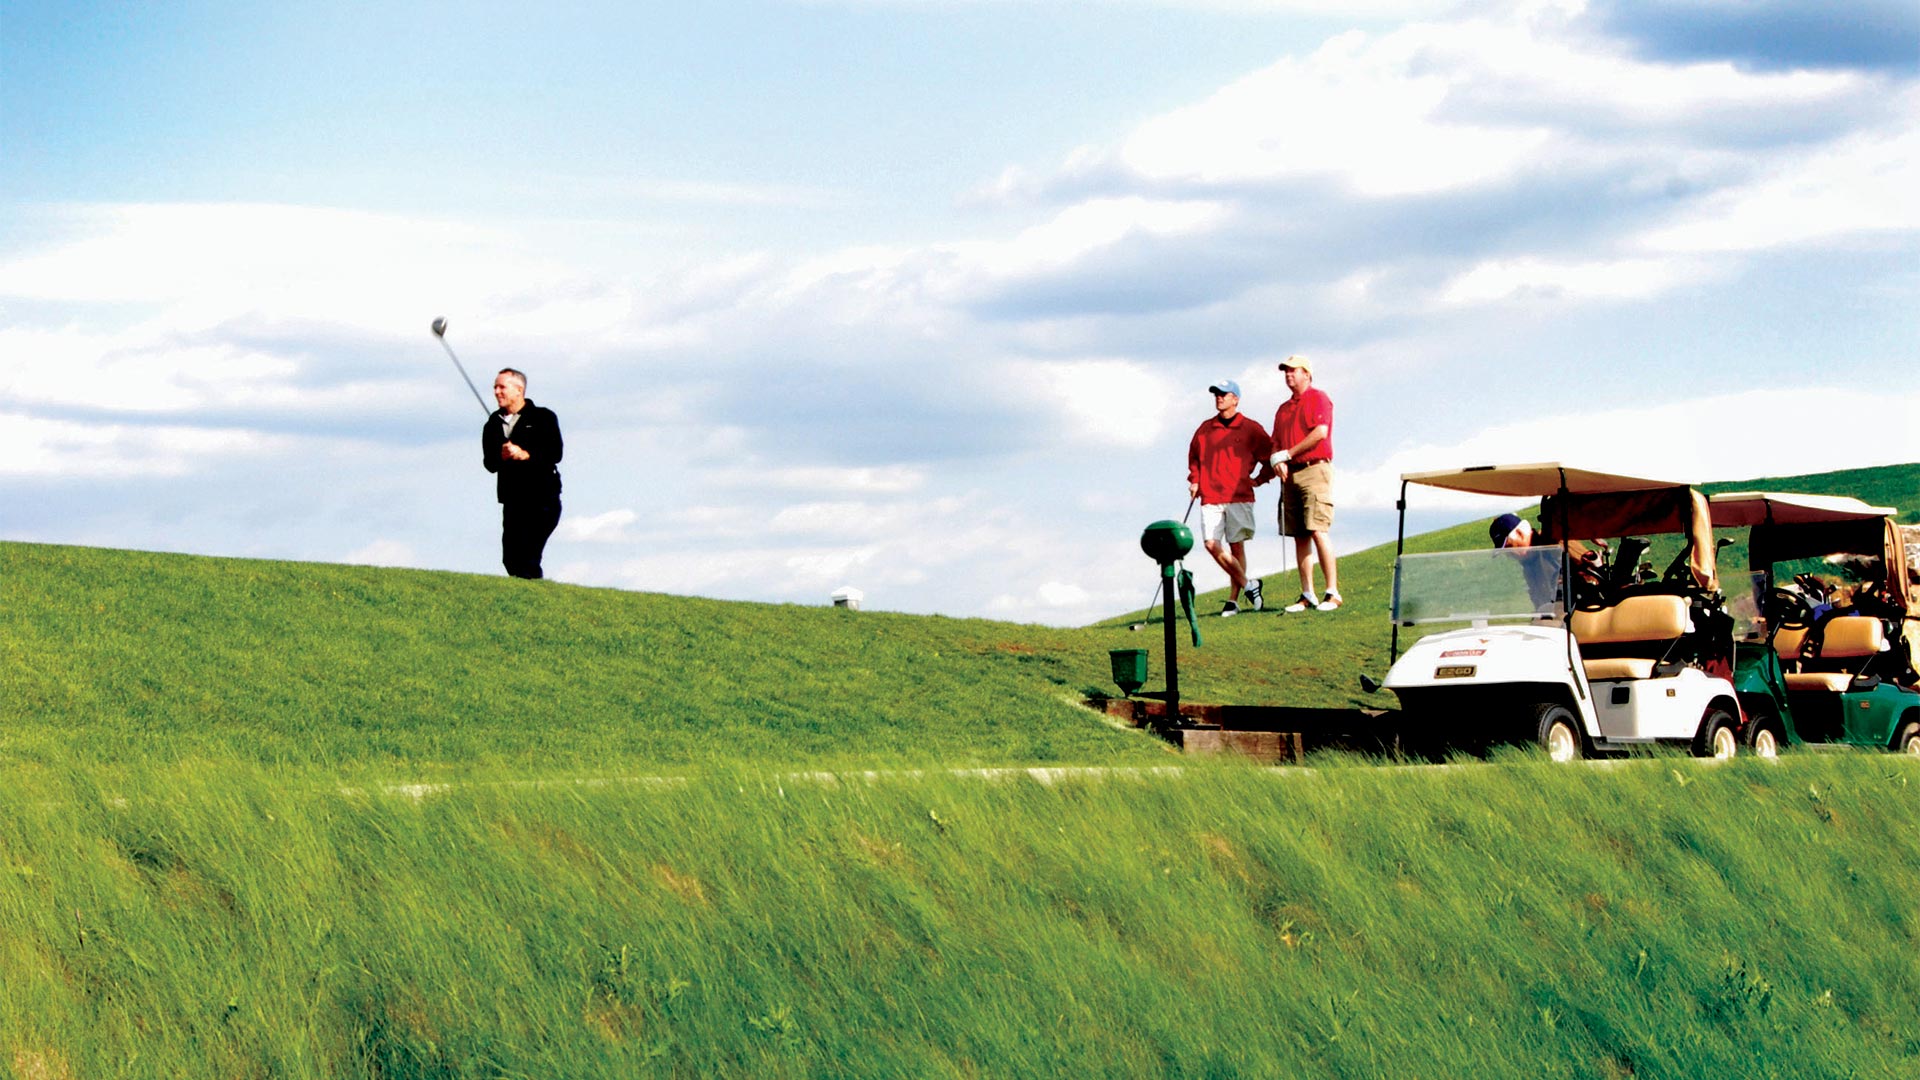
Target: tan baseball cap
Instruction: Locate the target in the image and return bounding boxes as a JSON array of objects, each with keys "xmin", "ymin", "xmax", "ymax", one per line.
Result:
[{"xmin": 1277, "ymin": 354, "xmax": 1313, "ymax": 373}]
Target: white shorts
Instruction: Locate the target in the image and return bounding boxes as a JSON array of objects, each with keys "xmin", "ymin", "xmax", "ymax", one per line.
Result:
[{"xmin": 1201, "ymin": 502, "xmax": 1256, "ymax": 545}]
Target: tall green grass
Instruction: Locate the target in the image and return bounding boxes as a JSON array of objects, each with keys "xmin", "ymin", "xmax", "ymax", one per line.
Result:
[{"xmin": 3, "ymin": 754, "xmax": 1917, "ymax": 1078}]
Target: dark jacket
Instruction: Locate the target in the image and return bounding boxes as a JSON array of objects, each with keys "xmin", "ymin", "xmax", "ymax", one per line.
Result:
[{"xmin": 482, "ymin": 400, "xmax": 563, "ymax": 504}]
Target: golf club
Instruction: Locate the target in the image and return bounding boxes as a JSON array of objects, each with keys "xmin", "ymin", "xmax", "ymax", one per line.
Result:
[
  {"xmin": 1278, "ymin": 492, "xmax": 1291, "ymax": 598},
  {"xmin": 430, "ymin": 317, "xmax": 492, "ymax": 414}
]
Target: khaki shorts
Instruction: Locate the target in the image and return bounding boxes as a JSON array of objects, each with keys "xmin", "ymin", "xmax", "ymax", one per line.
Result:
[
  {"xmin": 1201, "ymin": 501, "xmax": 1256, "ymax": 545},
  {"xmin": 1280, "ymin": 462, "xmax": 1334, "ymax": 536}
]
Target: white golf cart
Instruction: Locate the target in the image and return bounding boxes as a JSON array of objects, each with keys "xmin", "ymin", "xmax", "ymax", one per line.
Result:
[{"xmin": 1380, "ymin": 464, "xmax": 1744, "ymax": 761}]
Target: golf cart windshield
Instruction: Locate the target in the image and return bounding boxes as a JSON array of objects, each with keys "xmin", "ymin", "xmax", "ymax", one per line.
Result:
[
  {"xmin": 1709, "ymin": 490, "xmax": 1917, "ymax": 635},
  {"xmin": 1393, "ymin": 546, "xmax": 1566, "ymax": 625}
]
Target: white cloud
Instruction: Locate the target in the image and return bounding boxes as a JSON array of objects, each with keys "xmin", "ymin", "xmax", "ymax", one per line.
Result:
[
  {"xmin": 1642, "ymin": 124, "xmax": 1920, "ymax": 254},
  {"xmin": 705, "ymin": 464, "xmax": 929, "ymax": 495},
  {"xmin": 1002, "ymin": 358, "xmax": 1182, "ymax": 448},
  {"xmin": 812, "ymin": 0, "xmax": 1450, "ymax": 12},
  {"xmin": 949, "ymin": 197, "xmax": 1230, "ymax": 279},
  {"xmin": 1117, "ymin": 29, "xmax": 1554, "ymax": 196},
  {"xmin": 1037, "ymin": 580, "xmax": 1091, "ymax": 606},
  {"xmin": 0, "ymin": 323, "xmax": 385, "ymax": 416},
  {"xmin": 601, "ymin": 544, "xmax": 887, "ymax": 595},
  {"xmin": 4, "ymin": 412, "xmax": 283, "ymax": 479},
  {"xmin": 0, "ymin": 203, "xmax": 605, "ymax": 341},
  {"xmin": 1035, "ymin": 7, "xmax": 1877, "ymax": 205},
  {"xmin": 557, "ymin": 508, "xmax": 639, "ymax": 543},
  {"xmin": 987, "ymin": 572, "xmax": 1146, "ymax": 625},
  {"xmin": 1438, "ymin": 254, "xmax": 1709, "ymax": 305},
  {"xmin": 344, "ymin": 539, "xmax": 417, "ymax": 567}
]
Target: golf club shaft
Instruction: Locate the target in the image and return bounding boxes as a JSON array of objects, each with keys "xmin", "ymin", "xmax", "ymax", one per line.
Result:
[
  {"xmin": 436, "ymin": 337, "xmax": 493, "ymax": 414},
  {"xmin": 1279, "ymin": 493, "xmax": 1289, "ymax": 579}
]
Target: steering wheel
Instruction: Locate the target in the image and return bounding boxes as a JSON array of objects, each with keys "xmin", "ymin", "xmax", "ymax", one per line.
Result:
[{"xmin": 1767, "ymin": 587, "xmax": 1813, "ymax": 631}]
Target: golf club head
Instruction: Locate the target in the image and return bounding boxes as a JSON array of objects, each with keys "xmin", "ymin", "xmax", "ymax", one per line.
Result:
[
  {"xmin": 1359, "ymin": 674, "xmax": 1382, "ymax": 694},
  {"xmin": 431, "ymin": 316, "xmax": 448, "ymax": 337}
]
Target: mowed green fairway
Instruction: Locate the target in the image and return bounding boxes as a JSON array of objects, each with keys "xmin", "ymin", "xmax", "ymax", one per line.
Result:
[
  {"xmin": 1, "ymin": 461, "xmax": 1916, "ymax": 1077},
  {"xmin": 0, "ymin": 542, "xmax": 1172, "ymax": 775}
]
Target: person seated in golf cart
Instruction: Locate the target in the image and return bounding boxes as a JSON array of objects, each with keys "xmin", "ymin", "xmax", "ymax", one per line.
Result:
[{"xmin": 1490, "ymin": 512, "xmax": 1602, "ymax": 611}]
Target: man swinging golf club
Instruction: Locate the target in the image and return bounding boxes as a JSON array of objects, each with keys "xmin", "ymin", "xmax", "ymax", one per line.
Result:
[
  {"xmin": 483, "ymin": 367, "xmax": 564, "ymax": 579},
  {"xmin": 431, "ymin": 319, "xmax": 565, "ymax": 579}
]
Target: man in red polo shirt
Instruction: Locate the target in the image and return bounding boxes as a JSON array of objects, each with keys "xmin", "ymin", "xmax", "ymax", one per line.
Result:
[
  {"xmin": 1187, "ymin": 378, "xmax": 1271, "ymax": 616},
  {"xmin": 1269, "ymin": 355, "xmax": 1340, "ymax": 612}
]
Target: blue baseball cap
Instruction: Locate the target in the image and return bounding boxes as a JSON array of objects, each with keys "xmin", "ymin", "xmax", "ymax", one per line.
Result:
[
  {"xmin": 1490, "ymin": 513, "xmax": 1524, "ymax": 548},
  {"xmin": 1208, "ymin": 379, "xmax": 1241, "ymax": 397}
]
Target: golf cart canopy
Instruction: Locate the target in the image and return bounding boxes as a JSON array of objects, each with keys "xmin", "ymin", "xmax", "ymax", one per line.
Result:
[
  {"xmin": 1399, "ymin": 463, "xmax": 1714, "ymax": 591},
  {"xmin": 1400, "ymin": 462, "xmax": 1689, "ymax": 499},
  {"xmin": 1710, "ymin": 491, "xmax": 1915, "ymax": 617},
  {"xmin": 1707, "ymin": 491, "xmax": 1894, "ymax": 527}
]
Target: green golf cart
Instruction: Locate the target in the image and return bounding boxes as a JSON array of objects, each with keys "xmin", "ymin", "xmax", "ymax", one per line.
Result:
[{"xmin": 1709, "ymin": 491, "xmax": 1920, "ymax": 755}]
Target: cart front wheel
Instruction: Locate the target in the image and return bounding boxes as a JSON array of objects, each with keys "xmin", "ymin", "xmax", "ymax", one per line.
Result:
[
  {"xmin": 1696, "ymin": 708, "xmax": 1738, "ymax": 759},
  {"xmin": 1533, "ymin": 703, "xmax": 1582, "ymax": 763}
]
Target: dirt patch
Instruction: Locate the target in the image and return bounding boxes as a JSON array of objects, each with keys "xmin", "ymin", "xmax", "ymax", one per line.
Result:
[
  {"xmin": 852, "ymin": 831, "xmax": 907, "ymax": 868},
  {"xmin": 1198, "ymin": 832, "xmax": 1250, "ymax": 882},
  {"xmin": 11, "ymin": 1050, "xmax": 72, "ymax": 1080},
  {"xmin": 650, "ymin": 864, "xmax": 708, "ymax": 906}
]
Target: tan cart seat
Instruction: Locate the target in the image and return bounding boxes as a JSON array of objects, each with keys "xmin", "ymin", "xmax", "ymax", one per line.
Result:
[
  {"xmin": 1782, "ymin": 616, "xmax": 1888, "ymax": 692},
  {"xmin": 1570, "ymin": 594, "xmax": 1691, "ymax": 682}
]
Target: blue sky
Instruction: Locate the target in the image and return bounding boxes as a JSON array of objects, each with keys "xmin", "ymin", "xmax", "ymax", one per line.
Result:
[{"xmin": 3, "ymin": 0, "xmax": 1916, "ymax": 624}]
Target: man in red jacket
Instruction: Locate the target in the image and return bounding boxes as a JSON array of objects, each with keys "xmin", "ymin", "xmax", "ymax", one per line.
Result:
[{"xmin": 1187, "ymin": 379, "xmax": 1271, "ymax": 616}]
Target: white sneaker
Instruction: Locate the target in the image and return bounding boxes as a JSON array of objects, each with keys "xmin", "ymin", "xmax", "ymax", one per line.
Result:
[
  {"xmin": 1244, "ymin": 578, "xmax": 1263, "ymax": 611},
  {"xmin": 1316, "ymin": 590, "xmax": 1344, "ymax": 612},
  {"xmin": 1283, "ymin": 593, "xmax": 1316, "ymax": 614},
  {"xmin": 1219, "ymin": 601, "xmax": 1239, "ymax": 618}
]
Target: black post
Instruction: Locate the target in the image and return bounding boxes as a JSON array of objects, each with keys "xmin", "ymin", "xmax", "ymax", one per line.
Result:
[
  {"xmin": 1162, "ymin": 564, "xmax": 1181, "ymax": 722},
  {"xmin": 1389, "ymin": 479, "xmax": 1410, "ymax": 665}
]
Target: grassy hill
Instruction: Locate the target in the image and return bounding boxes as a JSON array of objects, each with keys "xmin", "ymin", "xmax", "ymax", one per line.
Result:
[
  {"xmin": 1, "ymin": 461, "xmax": 1917, "ymax": 1077},
  {"xmin": 0, "ymin": 544, "xmax": 1168, "ymax": 775}
]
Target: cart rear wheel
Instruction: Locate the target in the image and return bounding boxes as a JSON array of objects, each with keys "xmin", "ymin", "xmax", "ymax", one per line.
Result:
[
  {"xmin": 1695, "ymin": 708, "xmax": 1738, "ymax": 759},
  {"xmin": 1744, "ymin": 707, "xmax": 1782, "ymax": 759},
  {"xmin": 1895, "ymin": 720, "xmax": 1920, "ymax": 755},
  {"xmin": 1533, "ymin": 703, "xmax": 1582, "ymax": 763}
]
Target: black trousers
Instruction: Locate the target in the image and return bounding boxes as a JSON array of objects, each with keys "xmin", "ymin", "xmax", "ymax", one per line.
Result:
[{"xmin": 501, "ymin": 499, "xmax": 562, "ymax": 579}]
